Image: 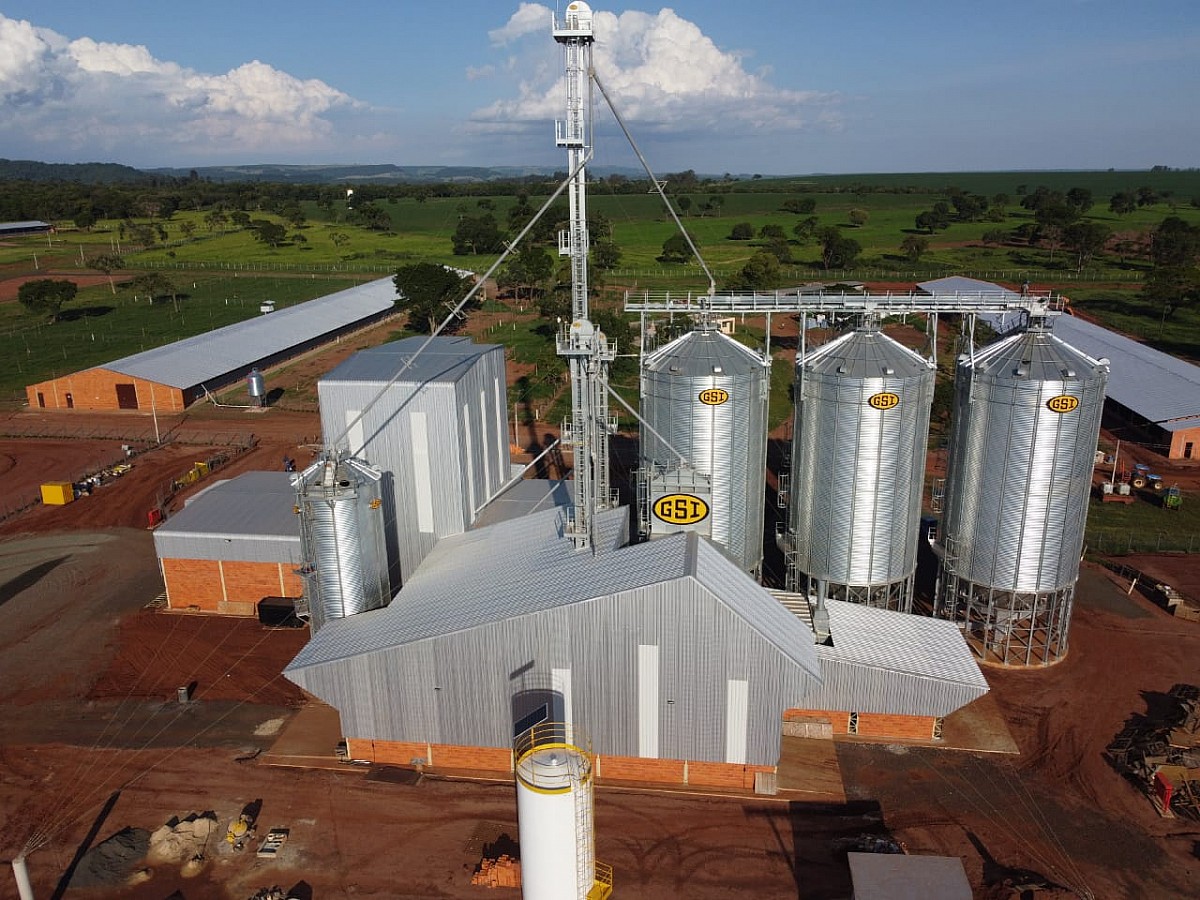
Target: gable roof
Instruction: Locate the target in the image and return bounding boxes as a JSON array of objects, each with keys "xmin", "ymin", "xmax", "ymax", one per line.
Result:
[
  {"xmin": 102, "ymin": 278, "xmax": 395, "ymax": 389},
  {"xmin": 285, "ymin": 507, "xmax": 819, "ymax": 679}
]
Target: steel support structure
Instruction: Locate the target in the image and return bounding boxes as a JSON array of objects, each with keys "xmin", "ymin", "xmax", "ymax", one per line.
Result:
[{"xmin": 554, "ymin": 5, "xmax": 614, "ymax": 550}]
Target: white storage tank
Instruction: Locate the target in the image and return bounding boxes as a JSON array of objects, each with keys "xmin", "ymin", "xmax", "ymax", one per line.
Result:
[{"xmin": 514, "ymin": 725, "xmax": 610, "ymax": 900}]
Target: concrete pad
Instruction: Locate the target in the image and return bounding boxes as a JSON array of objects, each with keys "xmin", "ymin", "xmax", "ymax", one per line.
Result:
[
  {"xmin": 261, "ymin": 700, "xmax": 356, "ymax": 771},
  {"xmin": 937, "ymin": 692, "xmax": 1020, "ymax": 754},
  {"xmin": 775, "ymin": 735, "xmax": 847, "ymax": 801}
]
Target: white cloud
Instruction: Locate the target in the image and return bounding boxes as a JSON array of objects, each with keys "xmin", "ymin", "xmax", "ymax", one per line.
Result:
[
  {"xmin": 474, "ymin": 5, "xmax": 839, "ymax": 138},
  {"xmin": 0, "ymin": 13, "xmax": 357, "ymax": 161}
]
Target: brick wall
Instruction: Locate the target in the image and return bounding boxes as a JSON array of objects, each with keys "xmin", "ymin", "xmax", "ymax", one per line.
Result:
[
  {"xmin": 855, "ymin": 713, "xmax": 936, "ymax": 740},
  {"xmin": 162, "ymin": 557, "xmax": 223, "ymax": 610},
  {"xmin": 594, "ymin": 755, "xmax": 686, "ymax": 784},
  {"xmin": 786, "ymin": 708, "xmax": 852, "ymax": 734},
  {"xmin": 162, "ymin": 557, "xmax": 296, "ymax": 616},
  {"xmin": 26, "ymin": 368, "xmax": 185, "ymax": 412}
]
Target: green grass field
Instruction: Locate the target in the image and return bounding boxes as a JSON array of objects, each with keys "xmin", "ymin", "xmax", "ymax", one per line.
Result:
[{"xmin": 0, "ymin": 274, "xmax": 361, "ymax": 400}]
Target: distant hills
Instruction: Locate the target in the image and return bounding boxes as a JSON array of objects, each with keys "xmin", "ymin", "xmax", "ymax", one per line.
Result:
[{"xmin": 0, "ymin": 158, "xmax": 644, "ymax": 185}]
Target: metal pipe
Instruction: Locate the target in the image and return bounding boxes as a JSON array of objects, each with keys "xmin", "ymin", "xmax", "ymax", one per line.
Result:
[
  {"xmin": 604, "ymin": 383, "xmax": 690, "ymax": 468},
  {"xmin": 475, "ymin": 439, "xmax": 563, "ymax": 516},
  {"xmin": 12, "ymin": 855, "xmax": 35, "ymax": 900}
]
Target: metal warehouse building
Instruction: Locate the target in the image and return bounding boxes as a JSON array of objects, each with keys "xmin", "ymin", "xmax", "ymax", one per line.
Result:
[
  {"xmin": 285, "ymin": 502, "xmax": 988, "ymax": 789},
  {"xmin": 318, "ymin": 336, "xmax": 511, "ymax": 588},
  {"xmin": 154, "ymin": 471, "xmax": 303, "ymax": 616},
  {"xmin": 26, "ymin": 278, "xmax": 396, "ymax": 412},
  {"xmin": 920, "ymin": 276, "xmax": 1200, "ymax": 459}
]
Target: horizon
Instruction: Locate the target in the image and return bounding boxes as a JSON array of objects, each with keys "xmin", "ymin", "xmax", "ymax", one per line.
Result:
[{"xmin": 1, "ymin": 2, "xmax": 1197, "ymax": 175}]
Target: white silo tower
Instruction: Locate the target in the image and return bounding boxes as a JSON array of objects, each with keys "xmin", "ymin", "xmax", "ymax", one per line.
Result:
[{"xmin": 514, "ymin": 725, "xmax": 611, "ymax": 900}]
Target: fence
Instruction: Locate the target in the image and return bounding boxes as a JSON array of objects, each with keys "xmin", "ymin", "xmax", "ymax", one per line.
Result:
[{"xmin": 1087, "ymin": 529, "xmax": 1200, "ymax": 555}]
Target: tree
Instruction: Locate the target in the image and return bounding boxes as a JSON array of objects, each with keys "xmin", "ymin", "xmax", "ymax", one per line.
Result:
[
  {"xmin": 1062, "ymin": 222, "xmax": 1111, "ymax": 271},
  {"xmin": 707, "ymin": 195, "xmax": 724, "ymax": 217},
  {"xmin": 1145, "ymin": 266, "xmax": 1200, "ymax": 319},
  {"xmin": 128, "ymin": 272, "xmax": 177, "ymax": 305},
  {"xmin": 729, "ymin": 222, "xmax": 755, "ymax": 240},
  {"xmin": 781, "ymin": 197, "xmax": 817, "ymax": 215},
  {"xmin": 394, "ymin": 263, "xmax": 472, "ymax": 333},
  {"xmin": 253, "ymin": 220, "xmax": 287, "ymax": 247},
  {"xmin": 74, "ymin": 207, "xmax": 97, "ymax": 231},
  {"xmin": 1066, "ymin": 187, "xmax": 1094, "ymax": 214},
  {"xmin": 88, "ymin": 254, "xmax": 123, "ymax": 294},
  {"xmin": 677, "ymin": 196, "xmax": 692, "ymax": 217},
  {"xmin": 818, "ymin": 227, "xmax": 861, "ymax": 269},
  {"xmin": 981, "ymin": 229, "xmax": 1007, "ymax": 246},
  {"xmin": 847, "ymin": 208, "xmax": 869, "ymax": 228},
  {"xmin": 451, "ymin": 214, "xmax": 505, "ymax": 255},
  {"xmin": 659, "ymin": 233, "xmax": 692, "ymax": 263},
  {"xmin": 792, "ymin": 216, "xmax": 820, "ymax": 243},
  {"xmin": 179, "ymin": 221, "xmax": 196, "ymax": 240},
  {"xmin": 727, "ymin": 251, "xmax": 782, "ymax": 290},
  {"xmin": 758, "ymin": 223, "xmax": 786, "ymax": 241},
  {"xmin": 329, "ymin": 232, "xmax": 349, "ymax": 248},
  {"xmin": 1151, "ymin": 216, "xmax": 1200, "ymax": 268},
  {"xmin": 499, "ymin": 244, "xmax": 554, "ymax": 301},
  {"xmin": 591, "ymin": 239, "xmax": 622, "ymax": 270},
  {"xmin": 1109, "ymin": 192, "xmax": 1137, "ymax": 216},
  {"xmin": 18, "ymin": 279, "xmax": 76, "ymax": 321},
  {"xmin": 900, "ymin": 235, "xmax": 930, "ymax": 262}
]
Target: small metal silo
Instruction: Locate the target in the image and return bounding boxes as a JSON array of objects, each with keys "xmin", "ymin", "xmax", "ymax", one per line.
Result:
[
  {"xmin": 294, "ymin": 453, "xmax": 391, "ymax": 633},
  {"xmin": 787, "ymin": 326, "xmax": 935, "ymax": 612},
  {"xmin": 935, "ymin": 321, "xmax": 1107, "ymax": 666},
  {"xmin": 638, "ymin": 326, "xmax": 771, "ymax": 577},
  {"xmin": 246, "ymin": 368, "xmax": 266, "ymax": 406}
]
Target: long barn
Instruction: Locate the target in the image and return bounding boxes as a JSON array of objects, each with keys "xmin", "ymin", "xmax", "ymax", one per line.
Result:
[{"xmin": 26, "ymin": 278, "xmax": 396, "ymax": 412}]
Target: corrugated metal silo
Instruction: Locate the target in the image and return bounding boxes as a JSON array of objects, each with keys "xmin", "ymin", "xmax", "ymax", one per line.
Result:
[
  {"xmin": 294, "ymin": 453, "xmax": 391, "ymax": 633},
  {"xmin": 639, "ymin": 326, "xmax": 771, "ymax": 577},
  {"xmin": 787, "ymin": 326, "xmax": 935, "ymax": 612},
  {"xmin": 935, "ymin": 321, "xmax": 1108, "ymax": 665}
]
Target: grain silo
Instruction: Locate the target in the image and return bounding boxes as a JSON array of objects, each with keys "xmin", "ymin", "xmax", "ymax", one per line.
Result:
[
  {"xmin": 787, "ymin": 326, "xmax": 935, "ymax": 612},
  {"xmin": 294, "ymin": 453, "xmax": 391, "ymax": 633},
  {"xmin": 639, "ymin": 325, "xmax": 771, "ymax": 577},
  {"xmin": 935, "ymin": 320, "xmax": 1108, "ymax": 665}
]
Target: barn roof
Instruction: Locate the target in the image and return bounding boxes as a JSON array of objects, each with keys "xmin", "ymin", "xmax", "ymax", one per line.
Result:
[{"xmin": 102, "ymin": 278, "xmax": 395, "ymax": 389}]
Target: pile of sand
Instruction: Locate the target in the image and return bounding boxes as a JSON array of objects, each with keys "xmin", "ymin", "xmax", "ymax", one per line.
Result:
[{"xmin": 146, "ymin": 813, "xmax": 218, "ymax": 864}]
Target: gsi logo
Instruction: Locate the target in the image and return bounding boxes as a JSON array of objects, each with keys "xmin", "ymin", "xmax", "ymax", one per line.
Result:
[
  {"xmin": 1046, "ymin": 395, "xmax": 1080, "ymax": 414},
  {"xmin": 867, "ymin": 392, "xmax": 900, "ymax": 411},
  {"xmin": 699, "ymin": 389, "xmax": 730, "ymax": 406},
  {"xmin": 652, "ymin": 493, "xmax": 710, "ymax": 525}
]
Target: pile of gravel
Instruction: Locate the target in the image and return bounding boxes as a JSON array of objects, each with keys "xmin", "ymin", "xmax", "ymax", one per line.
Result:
[{"xmin": 70, "ymin": 827, "xmax": 151, "ymax": 888}]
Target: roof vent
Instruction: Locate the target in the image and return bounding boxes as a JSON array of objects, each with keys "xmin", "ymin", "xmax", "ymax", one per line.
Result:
[
  {"xmin": 1062, "ymin": 367, "xmax": 1076, "ymax": 377},
  {"xmin": 1015, "ymin": 365, "xmax": 1028, "ymax": 376},
  {"xmin": 669, "ymin": 365, "xmax": 681, "ymax": 374},
  {"xmin": 712, "ymin": 366, "xmax": 723, "ymax": 374},
  {"xmin": 883, "ymin": 366, "xmax": 895, "ymax": 376}
]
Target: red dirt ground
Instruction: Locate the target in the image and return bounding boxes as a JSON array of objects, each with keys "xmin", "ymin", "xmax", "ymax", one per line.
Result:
[{"xmin": 0, "ymin": 273, "xmax": 114, "ymax": 302}]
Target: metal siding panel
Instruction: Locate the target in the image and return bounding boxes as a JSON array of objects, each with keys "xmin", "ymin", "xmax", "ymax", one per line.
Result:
[
  {"xmin": 726, "ymin": 679, "xmax": 749, "ymax": 764},
  {"xmin": 638, "ymin": 644, "xmax": 660, "ymax": 757}
]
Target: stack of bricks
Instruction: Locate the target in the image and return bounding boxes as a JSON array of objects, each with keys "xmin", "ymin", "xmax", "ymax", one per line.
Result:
[{"xmin": 471, "ymin": 855, "xmax": 522, "ymax": 889}]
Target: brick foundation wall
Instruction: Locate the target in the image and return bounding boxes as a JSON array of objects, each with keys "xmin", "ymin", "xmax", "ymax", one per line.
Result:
[
  {"xmin": 161, "ymin": 557, "xmax": 297, "ymax": 616},
  {"xmin": 786, "ymin": 708, "xmax": 852, "ymax": 734},
  {"xmin": 347, "ymin": 739, "xmax": 772, "ymax": 790},
  {"xmin": 855, "ymin": 713, "xmax": 937, "ymax": 740},
  {"xmin": 27, "ymin": 368, "xmax": 185, "ymax": 412}
]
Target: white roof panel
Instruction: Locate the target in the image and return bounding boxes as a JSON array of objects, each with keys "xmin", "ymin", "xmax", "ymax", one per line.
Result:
[{"xmin": 104, "ymin": 278, "xmax": 395, "ymax": 389}]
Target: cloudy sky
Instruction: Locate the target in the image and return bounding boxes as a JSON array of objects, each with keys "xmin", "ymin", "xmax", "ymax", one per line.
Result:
[{"xmin": 0, "ymin": 1, "xmax": 1196, "ymax": 174}]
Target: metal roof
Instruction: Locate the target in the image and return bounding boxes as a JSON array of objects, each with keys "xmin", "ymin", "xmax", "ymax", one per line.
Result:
[
  {"xmin": 917, "ymin": 275, "xmax": 1021, "ymax": 298},
  {"xmin": 644, "ymin": 327, "xmax": 768, "ymax": 377},
  {"xmin": 969, "ymin": 326, "xmax": 1107, "ymax": 383},
  {"xmin": 944, "ymin": 277, "xmax": 1200, "ymax": 431},
  {"xmin": 472, "ymin": 478, "xmax": 573, "ymax": 529},
  {"xmin": 286, "ymin": 507, "xmax": 820, "ymax": 680},
  {"xmin": 155, "ymin": 471, "xmax": 299, "ymax": 541},
  {"xmin": 819, "ymin": 600, "xmax": 989, "ymax": 690},
  {"xmin": 801, "ymin": 327, "xmax": 932, "ymax": 379},
  {"xmin": 321, "ymin": 335, "xmax": 500, "ymax": 386},
  {"xmin": 103, "ymin": 278, "xmax": 395, "ymax": 389},
  {"xmin": 847, "ymin": 853, "xmax": 972, "ymax": 900},
  {"xmin": 1051, "ymin": 313, "xmax": 1200, "ymax": 431},
  {"xmin": 0, "ymin": 220, "xmax": 53, "ymax": 232}
]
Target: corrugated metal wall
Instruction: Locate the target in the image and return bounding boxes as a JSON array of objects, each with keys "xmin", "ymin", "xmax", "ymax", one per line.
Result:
[
  {"xmin": 290, "ymin": 581, "xmax": 820, "ymax": 767},
  {"xmin": 318, "ymin": 346, "xmax": 510, "ymax": 586},
  {"xmin": 153, "ymin": 532, "xmax": 301, "ymax": 564}
]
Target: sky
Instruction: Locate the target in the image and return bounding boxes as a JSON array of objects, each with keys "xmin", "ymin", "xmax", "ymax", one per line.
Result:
[{"xmin": 0, "ymin": 1, "xmax": 1197, "ymax": 175}]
